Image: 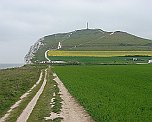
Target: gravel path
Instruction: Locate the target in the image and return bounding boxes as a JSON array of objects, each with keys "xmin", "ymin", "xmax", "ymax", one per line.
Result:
[
  {"xmin": 16, "ymin": 69, "xmax": 47, "ymax": 122},
  {"xmin": 53, "ymin": 73, "xmax": 94, "ymax": 122}
]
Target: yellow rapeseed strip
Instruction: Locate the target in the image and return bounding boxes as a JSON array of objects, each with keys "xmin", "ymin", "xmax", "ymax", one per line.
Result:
[{"xmin": 48, "ymin": 50, "xmax": 152, "ymax": 57}]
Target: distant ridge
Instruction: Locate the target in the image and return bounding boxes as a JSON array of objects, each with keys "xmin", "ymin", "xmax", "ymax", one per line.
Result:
[{"xmin": 25, "ymin": 29, "xmax": 152, "ymax": 63}]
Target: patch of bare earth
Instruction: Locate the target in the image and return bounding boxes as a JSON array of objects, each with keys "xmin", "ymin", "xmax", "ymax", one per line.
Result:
[{"xmin": 46, "ymin": 73, "xmax": 94, "ymax": 122}]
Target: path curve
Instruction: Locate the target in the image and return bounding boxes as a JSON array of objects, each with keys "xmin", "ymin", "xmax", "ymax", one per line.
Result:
[
  {"xmin": 17, "ymin": 69, "xmax": 47, "ymax": 122},
  {"xmin": 53, "ymin": 74, "xmax": 94, "ymax": 122},
  {"xmin": 45, "ymin": 50, "xmax": 51, "ymax": 62}
]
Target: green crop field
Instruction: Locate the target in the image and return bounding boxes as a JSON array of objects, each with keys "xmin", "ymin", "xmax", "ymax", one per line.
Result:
[
  {"xmin": 53, "ymin": 65, "xmax": 152, "ymax": 122},
  {"xmin": 48, "ymin": 56, "xmax": 152, "ymax": 64},
  {"xmin": 48, "ymin": 50, "xmax": 152, "ymax": 64}
]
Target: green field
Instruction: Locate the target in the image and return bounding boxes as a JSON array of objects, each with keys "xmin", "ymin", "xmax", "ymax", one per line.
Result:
[
  {"xmin": 53, "ymin": 65, "xmax": 152, "ymax": 122},
  {"xmin": 47, "ymin": 51, "xmax": 152, "ymax": 64},
  {"xmin": 48, "ymin": 56, "xmax": 152, "ymax": 64}
]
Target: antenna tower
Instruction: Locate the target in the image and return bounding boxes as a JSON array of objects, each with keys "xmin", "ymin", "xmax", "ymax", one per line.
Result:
[{"xmin": 87, "ymin": 22, "xmax": 89, "ymax": 29}]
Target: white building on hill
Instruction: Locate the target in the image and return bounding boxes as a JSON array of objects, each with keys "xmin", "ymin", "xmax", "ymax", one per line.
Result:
[
  {"xmin": 148, "ymin": 60, "xmax": 152, "ymax": 64},
  {"xmin": 57, "ymin": 42, "xmax": 62, "ymax": 49}
]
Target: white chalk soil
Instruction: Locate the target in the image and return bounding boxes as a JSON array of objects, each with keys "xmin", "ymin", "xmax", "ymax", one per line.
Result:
[{"xmin": 52, "ymin": 73, "xmax": 94, "ymax": 122}]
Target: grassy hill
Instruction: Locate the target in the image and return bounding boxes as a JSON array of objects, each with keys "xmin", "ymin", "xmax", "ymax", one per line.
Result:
[{"xmin": 28, "ymin": 29, "xmax": 152, "ymax": 62}]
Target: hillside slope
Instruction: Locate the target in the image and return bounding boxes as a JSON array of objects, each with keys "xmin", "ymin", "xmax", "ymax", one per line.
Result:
[{"xmin": 25, "ymin": 29, "xmax": 152, "ymax": 63}]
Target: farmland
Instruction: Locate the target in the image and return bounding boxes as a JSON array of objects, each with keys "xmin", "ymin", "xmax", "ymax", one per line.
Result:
[
  {"xmin": 48, "ymin": 50, "xmax": 152, "ymax": 57},
  {"xmin": 48, "ymin": 56, "xmax": 152, "ymax": 64},
  {"xmin": 48, "ymin": 51, "xmax": 152, "ymax": 64},
  {"xmin": 53, "ymin": 65, "xmax": 152, "ymax": 122}
]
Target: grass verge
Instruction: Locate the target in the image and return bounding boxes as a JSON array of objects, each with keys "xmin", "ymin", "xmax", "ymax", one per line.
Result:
[
  {"xmin": 0, "ymin": 65, "xmax": 44, "ymax": 118},
  {"xmin": 27, "ymin": 67, "xmax": 62, "ymax": 122},
  {"xmin": 5, "ymin": 69, "xmax": 45, "ymax": 122}
]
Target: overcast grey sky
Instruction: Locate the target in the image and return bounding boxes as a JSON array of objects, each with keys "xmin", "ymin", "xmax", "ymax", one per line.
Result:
[{"xmin": 0, "ymin": 0, "xmax": 152, "ymax": 63}]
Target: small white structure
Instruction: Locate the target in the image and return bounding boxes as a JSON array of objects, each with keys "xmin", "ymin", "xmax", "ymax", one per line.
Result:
[
  {"xmin": 57, "ymin": 42, "xmax": 62, "ymax": 49},
  {"xmin": 51, "ymin": 61, "xmax": 66, "ymax": 64},
  {"xmin": 148, "ymin": 60, "xmax": 152, "ymax": 64},
  {"xmin": 133, "ymin": 58, "xmax": 138, "ymax": 61}
]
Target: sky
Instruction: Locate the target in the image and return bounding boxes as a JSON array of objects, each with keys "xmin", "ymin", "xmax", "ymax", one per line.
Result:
[{"xmin": 0, "ymin": 0, "xmax": 152, "ymax": 63}]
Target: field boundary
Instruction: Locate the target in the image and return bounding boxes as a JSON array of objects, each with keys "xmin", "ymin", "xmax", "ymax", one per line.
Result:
[{"xmin": 52, "ymin": 73, "xmax": 94, "ymax": 122}]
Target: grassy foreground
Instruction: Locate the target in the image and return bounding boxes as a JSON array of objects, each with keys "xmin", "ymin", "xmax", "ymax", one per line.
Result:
[
  {"xmin": 6, "ymin": 69, "xmax": 45, "ymax": 122},
  {"xmin": 27, "ymin": 68, "xmax": 62, "ymax": 122},
  {"xmin": 53, "ymin": 65, "xmax": 152, "ymax": 122},
  {"xmin": 0, "ymin": 64, "xmax": 46, "ymax": 118}
]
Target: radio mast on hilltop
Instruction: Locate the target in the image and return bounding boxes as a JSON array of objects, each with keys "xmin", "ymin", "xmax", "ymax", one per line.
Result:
[{"xmin": 87, "ymin": 22, "xmax": 89, "ymax": 29}]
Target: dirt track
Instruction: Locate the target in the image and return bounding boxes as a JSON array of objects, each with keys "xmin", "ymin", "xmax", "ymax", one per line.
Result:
[
  {"xmin": 53, "ymin": 73, "xmax": 94, "ymax": 122},
  {"xmin": 0, "ymin": 69, "xmax": 94, "ymax": 122},
  {"xmin": 17, "ymin": 69, "xmax": 47, "ymax": 122},
  {"xmin": 0, "ymin": 71, "xmax": 43, "ymax": 122}
]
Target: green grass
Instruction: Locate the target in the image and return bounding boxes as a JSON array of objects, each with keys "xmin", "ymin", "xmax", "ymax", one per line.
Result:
[
  {"xmin": 49, "ymin": 56, "xmax": 152, "ymax": 64},
  {"xmin": 27, "ymin": 67, "xmax": 62, "ymax": 122},
  {"xmin": 53, "ymin": 65, "xmax": 152, "ymax": 122},
  {"xmin": 0, "ymin": 65, "xmax": 44, "ymax": 117},
  {"xmin": 6, "ymin": 69, "xmax": 45, "ymax": 122}
]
